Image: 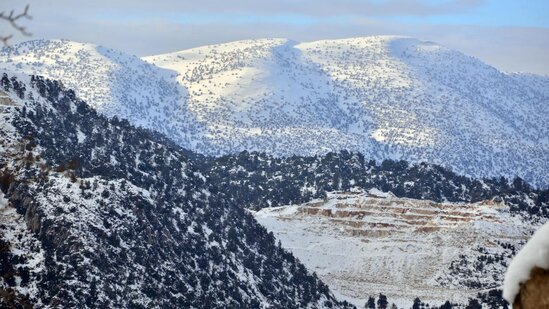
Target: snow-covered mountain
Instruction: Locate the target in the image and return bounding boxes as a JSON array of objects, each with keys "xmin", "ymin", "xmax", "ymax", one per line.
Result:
[
  {"xmin": 0, "ymin": 40, "xmax": 203, "ymax": 147},
  {"xmin": 1, "ymin": 36, "xmax": 547, "ymax": 187}
]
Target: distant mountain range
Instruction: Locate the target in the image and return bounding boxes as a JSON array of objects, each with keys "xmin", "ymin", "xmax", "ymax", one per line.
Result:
[{"xmin": 1, "ymin": 36, "xmax": 547, "ymax": 187}]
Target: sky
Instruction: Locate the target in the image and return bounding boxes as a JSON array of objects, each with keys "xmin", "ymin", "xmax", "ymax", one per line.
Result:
[{"xmin": 2, "ymin": 0, "xmax": 549, "ymax": 74}]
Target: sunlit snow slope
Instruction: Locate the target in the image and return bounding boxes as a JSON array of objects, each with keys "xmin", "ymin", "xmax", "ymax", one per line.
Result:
[
  {"xmin": 1, "ymin": 36, "xmax": 548, "ymax": 186},
  {"xmin": 0, "ymin": 40, "xmax": 204, "ymax": 148}
]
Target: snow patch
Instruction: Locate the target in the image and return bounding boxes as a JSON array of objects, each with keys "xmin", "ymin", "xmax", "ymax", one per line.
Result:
[
  {"xmin": 0, "ymin": 191, "xmax": 8, "ymax": 210},
  {"xmin": 503, "ymin": 221, "xmax": 549, "ymax": 303}
]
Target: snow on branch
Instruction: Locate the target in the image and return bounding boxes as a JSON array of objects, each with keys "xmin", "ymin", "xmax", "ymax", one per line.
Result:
[
  {"xmin": 503, "ymin": 222, "xmax": 549, "ymax": 304},
  {"xmin": 0, "ymin": 4, "xmax": 32, "ymax": 46}
]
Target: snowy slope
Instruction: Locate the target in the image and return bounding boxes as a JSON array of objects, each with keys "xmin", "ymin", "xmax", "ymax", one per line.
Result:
[
  {"xmin": 1, "ymin": 37, "xmax": 548, "ymax": 186},
  {"xmin": 145, "ymin": 38, "xmax": 358, "ymax": 155},
  {"xmin": 254, "ymin": 190, "xmax": 542, "ymax": 308},
  {"xmin": 146, "ymin": 36, "xmax": 549, "ymax": 186},
  {"xmin": 0, "ymin": 40, "xmax": 204, "ymax": 147}
]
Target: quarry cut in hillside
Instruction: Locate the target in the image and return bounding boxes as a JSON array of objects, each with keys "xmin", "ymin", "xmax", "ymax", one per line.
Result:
[{"xmin": 254, "ymin": 189, "xmax": 539, "ymax": 307}]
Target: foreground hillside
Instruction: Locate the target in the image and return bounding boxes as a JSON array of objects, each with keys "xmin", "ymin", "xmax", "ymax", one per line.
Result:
[
  {"xmin": 1, "ymin": 36, "xmax": 548, "ymax": 186},
  {"xmin": 0, "ymin": 75, "xmax": 349, "ymax": 308}
]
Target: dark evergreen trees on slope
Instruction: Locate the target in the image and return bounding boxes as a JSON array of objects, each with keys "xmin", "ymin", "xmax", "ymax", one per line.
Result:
[
  {"xmin": 365, "ymin": 296, "xmax": 375, "ymax": 309},
  {"xmin": 475, "ymin": 289, "xmax": 509, "ymax": 309},
  {"xmin": 0, "ymin": 74, "xmax": 352, "ymax": 308},
  {"xmin": 465, "ymin": 299, "xmax": 482, "ymax": 309},
  {"xmin": 412, "ymin": 297, "xmax": 421, "ymax": 309},
  {"xmin": 200, "ymin": 150, "xmax": 548, "ymax": 218},
  {"xmin": 377, "ymin": 294, "xmax": 388, "ymax": 309}
]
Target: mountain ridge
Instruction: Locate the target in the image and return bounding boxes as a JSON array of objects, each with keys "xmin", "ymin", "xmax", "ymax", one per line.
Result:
[{"xmin": 1, "ymin": 36, "xmax": 547, "ymax": 187}]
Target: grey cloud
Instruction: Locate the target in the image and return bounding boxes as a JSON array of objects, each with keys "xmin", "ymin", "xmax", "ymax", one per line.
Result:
[
  {"xmin": 5, "ymin": 0, "xmax": 484, "ymax": 18},
  {"xmin": 127, "ymin": 0, "xmax": 484, "ymax": 17}
]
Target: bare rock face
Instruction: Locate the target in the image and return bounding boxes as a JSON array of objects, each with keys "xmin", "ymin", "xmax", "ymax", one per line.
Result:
[{"xmin": 514, "ymin": 267, "xmax": 549, "ymax": 309}]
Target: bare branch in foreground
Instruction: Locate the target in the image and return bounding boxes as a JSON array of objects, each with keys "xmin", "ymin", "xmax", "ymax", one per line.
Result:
[{"xmin": 0, "ymin": 5, "xmax": 32, "ymax": 46}]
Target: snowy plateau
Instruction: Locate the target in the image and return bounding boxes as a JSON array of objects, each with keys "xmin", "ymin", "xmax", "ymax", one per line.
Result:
[
  {"xmin": 254, "ymin": 189, "xmax": 540, "ymax": 307},
  {"xmin": 0, "ymin": 36, "xmax": 548, "ymax": 187}
]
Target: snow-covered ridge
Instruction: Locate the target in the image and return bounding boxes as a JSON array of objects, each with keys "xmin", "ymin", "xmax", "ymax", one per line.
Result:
[
  {"xmin": 0, "ymin": 39, "xmax": 203, "ymax": 147},
  {"xmin": 1, "ymin": 36, "xmax": 548, "ymax": 186}
]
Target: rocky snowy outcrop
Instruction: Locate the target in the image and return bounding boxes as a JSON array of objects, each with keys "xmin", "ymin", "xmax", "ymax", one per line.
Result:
[
  {"xmin": 255, "ymin": 190, "xmax": 541, "ymax": 308},
  {"xmin": 504, "ymin": 222, "xmax": 549, "ymax": 308}
]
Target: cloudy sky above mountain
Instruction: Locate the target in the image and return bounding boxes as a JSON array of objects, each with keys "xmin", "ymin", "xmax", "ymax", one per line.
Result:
[{"xmin": 3, "ymin": 0, "xmax": 549, "ymax": 74}]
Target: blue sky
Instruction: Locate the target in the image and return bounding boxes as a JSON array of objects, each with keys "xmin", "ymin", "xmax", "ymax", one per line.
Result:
[{"xmin": 3, "ymin": 0, "xmax": 549, "ymax": 74}]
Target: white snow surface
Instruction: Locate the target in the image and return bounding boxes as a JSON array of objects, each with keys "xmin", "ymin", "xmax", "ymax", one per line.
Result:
[
  {"xmin": 0, "ymin": 40, "xmax": 202, "ymax": 147},
  {"xmin": 254, "ymin": 190, "xmax": 541, "ymax": 308},
  {"xmin": 503, "ymin": 221, "xmax": 549, "ymax": 304},
  {"xmin": 1, "ymin": 36, "xmax": 548, "ymax": 186},
  {"xmin": 0, "ymin": 192, "xmax": 7, "ymax": 210}
]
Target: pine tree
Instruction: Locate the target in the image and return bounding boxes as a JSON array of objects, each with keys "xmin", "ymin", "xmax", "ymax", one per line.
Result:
[
  {"xmin": 377, "ymin": 293, "xmax": 388, "ymax": 309},
  {"xmin": 413, "ymin": 297, "xmax": 421, "ymax": 309},
  {"xmin": 440, "ymin": 301, "xmax": 452, "ymax": 309},
  {"xmin": 465, "ymin": 299, "xmax": 481, "ymax": 309},
  {"xmin": 365, "ymin": 296, "xmax": 376, "ymax": 309}
]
